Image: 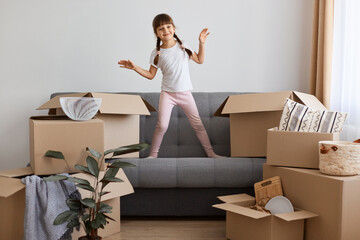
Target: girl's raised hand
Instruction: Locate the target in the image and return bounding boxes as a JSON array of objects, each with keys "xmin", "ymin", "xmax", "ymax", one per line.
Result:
[
  {"xmin": 199, "ymin": 28, "xmax": 210, "ymax": 44},
  {"xmin": 118, "ymin": 60, "xmax": 135, "ymax": 70}
]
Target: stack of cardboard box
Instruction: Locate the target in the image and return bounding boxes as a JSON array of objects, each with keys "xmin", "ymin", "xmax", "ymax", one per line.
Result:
[
  {"xmin": 260, "ymin": 95, "xmax": 360, "ymax": 240},
  {"xmin": 0, "ymin": 92, "xmax": 155, "ymax": 239},
  {"xmin": 213, "ymin": 91, "xmax": 358, "ymax": 240}
]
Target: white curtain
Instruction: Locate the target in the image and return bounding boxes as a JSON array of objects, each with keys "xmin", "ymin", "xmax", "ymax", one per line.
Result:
[{"xmin": 331, "ymin": 0, "xmax": 360, "ymax": 141}]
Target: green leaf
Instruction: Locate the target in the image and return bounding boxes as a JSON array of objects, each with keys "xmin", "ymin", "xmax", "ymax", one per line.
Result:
[
  {"xmin": 91, "ymin": 213, "xmax": 107, "ymax": 229},
  {"xmin": 67, "ymin": 219, "xmax": 80, "ymax": 229},
  {"xmin": 109, "ymin": 161, "xmax": 136, "ymax": 169},
  {"xmin": 98, "ymin": 213, "xmax": 107, "ymax": 226},
  {"xmin": 99, "ymin": 203, "xmax": 112, "ymax": 213},
  {"xmin": 66, "ymin": 177, "xmax": 91, "ymax": 186},
  {"xmin": 80, "ymin": 198, "xmax": 96, "ymax": 208},
  {"xmin": 53, "ymin": 210, "xmax": 77, "ymax": 225},
  {"xmin": 85, "ymin": 221, "xmax": 92, "ymax": 234},
  {"xmin": 66, "ymin": 199, "xmax": 81, "ymax": 211},
  {"xmin": 76, "ymin": 184, "xmax": 95, "ymax": 192},
  {"xmin": 91, "ymin": 217, "xmax": 101, "ymax": 229},
  {"xmin": 104, "ymin": 143, "xmax": 149, "ymax": 157},
  {"xmin": 102, "ymin": 177, "xmax": 124, "ymax": 183},
  {"xmin": 82, "ymin": 214, "xmax": 90, "ymax": 222},
  {"xmin": 113, "ymin": 143, "xmax": 149, "ymax": 156},
  {"xmin": 75, "ymin": 164, "xmax": 92, "ymax": 175},
  {"xmin": 45, "ymin": 150, "xmax": 65, "ymax": 159},
  {"xmin": 101, "ymin": 168, "xmax": 120, "ymax": 189},
  {"xmin": 43, "ymin": 175, "xmax": 68, "ymax": 181},
  {"xmin": 103, "ymin": 213, "xmax": 116, "ymax": 222},
  {"xmin": 104, "ymin": 168, "xmax": 119, "ymax": 179},
  {"xmin": 86, "ymin": 147, "xmax": 102, "ymax": 159},
  {"xmin": 86, "ymin": 156, "xmax": 99, "ymax": 178},
  {"xmin": 99, "ymin": 191, "xmax": 111, "ymax": 197}
]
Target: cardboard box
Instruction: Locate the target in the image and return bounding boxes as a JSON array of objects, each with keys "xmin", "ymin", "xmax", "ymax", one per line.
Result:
[
  {"xmin": 267, "ymin": 127, "xmax": 340, "ymax": 169},
  {"xmin": 37, "ymin": 92, "xmax": 156, "ymax": 157},
  {"xmin": 213, "ymin": 194, "xmax": 316, "ymax": 240},
  {"xmin": 29, "ymin": 117, "xmax": 105, "ymax": 175},
  {"xmin": 0, "ymin": 167, "xmax": 133, "ymax": 239},
  {"xmin": 0, "ymin": 167, "xmax": 32, "ymax": 240},
  {"xmin": 214, "ymin": 91, "xmax": 327, "ymax": 157},
  {"xmin": 263, "ymin": 163, "xmax": 360, "ymax": 240}
]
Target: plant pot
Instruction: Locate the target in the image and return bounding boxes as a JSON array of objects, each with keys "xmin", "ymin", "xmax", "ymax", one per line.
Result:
[{"xmin": 78, "ymin": 236, "xmax": 102, "ymax": 240}]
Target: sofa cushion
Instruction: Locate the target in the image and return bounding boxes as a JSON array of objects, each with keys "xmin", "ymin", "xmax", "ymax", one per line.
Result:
[{"xmin": 121, "ymin": 157, "xmax": 266, "ymax": 188}]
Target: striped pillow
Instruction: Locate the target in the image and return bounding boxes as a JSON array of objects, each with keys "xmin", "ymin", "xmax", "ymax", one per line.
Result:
[
  {"xmin": 309, "ymin": 109, "xmax": 348, "ymax": 133},
  {"xmin": 279, "ymin": 98, "xmax": 348, "ymax": 133}
]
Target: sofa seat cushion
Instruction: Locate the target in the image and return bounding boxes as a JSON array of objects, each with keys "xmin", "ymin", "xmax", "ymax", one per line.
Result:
[{"xmin": 121, "ymin": 157, "xmax": 266, "ymax": 188}]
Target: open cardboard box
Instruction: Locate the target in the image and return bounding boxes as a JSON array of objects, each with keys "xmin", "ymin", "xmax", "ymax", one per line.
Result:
[
  {"xmin": 29, "ymin": 116, "xmax": 105, "ymax": 175},
  {"xmin": 0, "ymin": 166, "xmax": 133, "ymax": 239},
  {"xmin": 263, "ymin": 163, "xmax": 360, "ymax": 240},
  {"xmin": 71, "ymin": 168, "xmax": 134, "ymax": 238},
  {"xmin": 37, "ymin": 92, "xmax": 156, "ymax": 158},
  {"xmin": 213, "ymin": 193, "xmax": 317, "ymax": 240},
  {"xmin": 214, "ymin": 91, "xmax": 327, "ymax": 157},
  {"xmin": 267, "ymin": 127, "xmax": 340, "ymax": 169}
]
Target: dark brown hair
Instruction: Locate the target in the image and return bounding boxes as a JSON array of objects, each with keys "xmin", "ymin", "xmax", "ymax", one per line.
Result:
[{"xmin": 152, "ymin": 14, "xmax": 192, "ymax": 65}]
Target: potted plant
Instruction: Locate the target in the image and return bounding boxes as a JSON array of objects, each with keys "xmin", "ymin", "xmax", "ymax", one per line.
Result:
[{"xmin": 44, "ymin": 143, "xmax": 149, "ymax": 240}]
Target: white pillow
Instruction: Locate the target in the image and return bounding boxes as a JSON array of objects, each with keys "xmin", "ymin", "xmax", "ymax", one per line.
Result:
[{"xmin": 279, "ymin": 98, "xmax": 348, "ymax": 133}]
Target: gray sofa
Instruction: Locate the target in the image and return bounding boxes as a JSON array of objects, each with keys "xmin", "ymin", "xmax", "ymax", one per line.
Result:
[
  {"xmin": 120, "ymin": 92, "xmax": 265, "ymax": 216},
  {"xmin": 52, "ymin": 92, "xmax": 266, "ymax": 216}
]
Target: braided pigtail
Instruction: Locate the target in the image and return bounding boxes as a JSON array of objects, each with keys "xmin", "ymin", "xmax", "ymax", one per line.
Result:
[
  {"xmin": 174, "ymin": 33, "xmax": 192, "ymax": 58},
  {"xmin": 153, "ymin": 37, "xmax": 161, "ymax": 65}
]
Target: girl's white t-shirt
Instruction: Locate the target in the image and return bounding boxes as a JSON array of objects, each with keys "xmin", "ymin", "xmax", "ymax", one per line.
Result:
[{"xmin": 149, "ymin": 41, "xmax": 193, "ymax": 92}]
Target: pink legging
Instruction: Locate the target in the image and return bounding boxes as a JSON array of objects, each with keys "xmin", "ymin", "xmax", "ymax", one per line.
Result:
[{"xmin": 149, "ymin": 91, "xmax": 216, "ymax": 157}]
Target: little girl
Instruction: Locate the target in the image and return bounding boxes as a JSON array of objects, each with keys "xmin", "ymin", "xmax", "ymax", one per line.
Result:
[{"xmin": 118, "ymin": 13, "xmax": 223, "ymax": 158}]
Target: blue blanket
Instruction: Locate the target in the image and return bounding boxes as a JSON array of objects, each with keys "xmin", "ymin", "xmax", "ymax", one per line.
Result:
[{"xmin": 22, "ymin": 175, "xmax": 81, "ymax": 240}]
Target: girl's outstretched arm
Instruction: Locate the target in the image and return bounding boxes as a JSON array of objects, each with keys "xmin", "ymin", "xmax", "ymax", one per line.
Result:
[
  {"xmin": 192, "ymin": 28, "xmax": 210, "ymax": 64},
  {"xmin": 118, "ymin": 60, "xmax": 157, "ymax": 80}
]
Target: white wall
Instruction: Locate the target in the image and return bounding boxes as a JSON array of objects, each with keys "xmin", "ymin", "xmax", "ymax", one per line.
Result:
[{"xmin": 0, "ymin": 0, "xmax": 314, "ymax": 170}]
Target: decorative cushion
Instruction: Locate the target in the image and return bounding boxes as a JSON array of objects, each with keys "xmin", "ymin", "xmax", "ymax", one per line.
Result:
[{"xmin": 279, "ymin": 98, "xmax": 348, "ymax": 133}]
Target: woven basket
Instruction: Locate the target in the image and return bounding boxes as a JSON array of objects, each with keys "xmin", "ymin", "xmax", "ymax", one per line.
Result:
[{"xmin": 319, "ymin": 139, "xmax": 360, "ymax": 176}]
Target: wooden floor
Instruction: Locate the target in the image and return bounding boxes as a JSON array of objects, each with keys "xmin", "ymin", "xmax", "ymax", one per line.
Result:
[{"xmin": 104, "ymin": 217, "xmax": 227, "ymax": 240}]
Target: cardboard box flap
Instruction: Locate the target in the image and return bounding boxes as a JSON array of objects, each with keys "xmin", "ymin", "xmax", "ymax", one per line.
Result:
[
  {"xmin": 218, "ymin": 91, "xmax": 291, "ymax": 115},
  {"xmin": 37, "ymin": 93, "xmax": 89, "ymax": 110},
  {"xmin": 91, "ymin": 93, "xmax": 155, "ymax": 115},
  {"xmin": 37, "ymin": 92, "xmax": 156, "ymax": 115},
  {"xmin": 0, "ymin": 167, "xmax": 34, "ymax": 178},
  {"xmin": 72, "ymin": 169, "xmax": 134, "ymax": 201},
  {"xmin": 214, "ymin": 96, "xmax": 230, "ymax": 117},
  {"xmin": 0, "ymin": 177, "xmax": 25, "ymax": 197},
  {"xmin": 275, "ymin": 210, "xmax": 318, "ymax": 222},
  {"xmin": 213, "ymin": 203, "xmax": 270, "ymax": 219},
  {"xmin": 142, "ymin": 98, "xmax": 157, "ymax": 112},
  {"xmin": 280, "ymin": 166, "xmax": 355, "ymax": 181},
  {"xmin": 293, "ymin": 91, "xmax": 327, "ymax": 110},
  {"xmin": 217, "ymin": 193, "xmax": 255, "ymax": 204}
]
